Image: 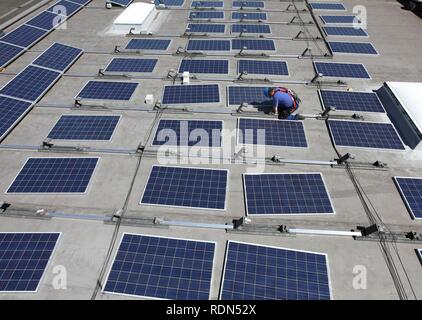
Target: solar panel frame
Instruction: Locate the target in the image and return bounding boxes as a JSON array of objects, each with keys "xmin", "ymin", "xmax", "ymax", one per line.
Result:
[
  {"xmin": 232, "ymin": 1, "xmax": 265, "ymax": 8},
  {"xmin": 393, "ymin": 176, "xmax": 422, "ymax": 220},
  {"xmin": 47, "ymin": 0, "xmax": 83, "ymax": 17},
  {"xmin": 232, "ymin": 12, "xmax": 267, "ymax": 20},
  {"xmin": 231, "ymin": 39, "xmax": 276, "ymax": 51},
  {"xmin": 187, "ymin": 39, "xmax": 231, "ymax": 51},
  {"xmin": 6, "ymin": 157, "xmax": 100, "ymax": 194},
  {"xmin": 0, "ymin": 96, "xmax": 34, "ymax": 141},
  {"xmin": 125, "ymin": 39, "xmax": 171, "ymax": 51},
  {"xmin": 0, "ymin": 24, "xmax": 49, "ymax": 48},
  {"xmin": 243, "ymin": 172, "xmax": 335, "ymax": 216},
  {"xmin": 323, "ymin": 26, "xmax": 369, "ymax": 37},
  {"xmin": 231, "ymin": 24, "xmax": 271, "ymax": 34},
  {"xmin": 328, "ymin": 41, "xmax": 378, "ymax": 55},
  {"xmin": 162, "ymin": 84, "xmax": 220, "ymax": 105},
  {"xmin": 320, "ymin": 15, "xmax": 360, "ymax": 24},
  {"xmin": 104, "ymin": 58, "xmax": 158, "ymax": 73},
  {"xmin": 327, "ymin": 120, "xmax": 406, "ymax": 151},
  {"xmin": 0, "ymin": 232, "xmax": 61, "ymax": 293},
  {"xmin": 0, "ymin": 41, "xmax": 25, "ymax": 68},
  {"xmin": 103, "ymin": 233, "xmax": 216, "ymax": 300},
  {"xmin": 219, "ymin": 240, "xmax": 333, "ymax": 300},
  {"xmin": 108, "ymin": 0, "xmax": 133, "ymax": 7},
  {"xmin": 75, "ymin": 80, "xmax": 139, "ymax": 101},
  {"xmin": 32, "ymin": 42, "xmax": 83, "ymax": 72},
  {"xmin": 309, "ymin": 2, "xmax": 346, "ymax": 11},
  {"xmin": 314, "ymin": 62, "xmax": 371, "ymax": 79},
  {"xmin": 318, "ymin": 89, "xmax": 386, "ymax": 113},
  {"xmin": 226, "ymin": 86, "xmax": 272, "ymax": 107},
  {"xmin": 416, "ymin": 249, "xmax": 422, "ymax": 264},
  {"xmin": 189, "ymin": 11, "xmax": 225, "ymax": 20},
  {"xmin": 66, "ymin": 0, "xmax": 91, "ymax": 4},
  {"xmin": 237, "ymin": 59, "xmax": 289, "ymax": 76},
  {"xmin": 140, "ymin": 165, "xmax": 229, "ymax": 210},
  {"xmin": 186, "ymin": 23, "xmax": 226, "ymax": 33},
  {"xmin": 178, "ymin": 59, "xmax": 229, "ymax": 74},
  {"xmin": 25, "ymin": 11, "xmax": 66, "ymax": 31}
]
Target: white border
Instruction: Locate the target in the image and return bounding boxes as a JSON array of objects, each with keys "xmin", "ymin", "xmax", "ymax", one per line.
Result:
[
  {"xmin": 0, "ymin": 232, "xmax": 62, "ymax": 294},
  {"xmin": 327, "ymin": 41, "xmax": 379, "ymax": 56},
  {"xmin": 177, "ymin": 58, "xmax": 230, "ymax": 75},
  {"xmin": 185, "ymin": 22, "xmax": 227, "ymax": 34},
  {"xmin": 102, "ymin": 232, "xmax": 217, "ymax": 300},
  {"xmin": 242, "ymin": 172, "xmax": 336, "ymax": 216},
  {"xmin": 313, "ymin": 61, "xmax": 372, "ymax": 80},
  {"xmin": 31, "ymin": 42, "xmax": 84, "ymax": 72},
  {"xmin": 327, "ymin": 119, "xmax": 406, "ymax": 151},
  {"xmin": 5, "ymin": 156, "xmax": 100, "ymax": 194},
  {"xmin": 323, "ymin": 26, "xmax": 369, "ymax": 38},
  {"xmin": 393, "ymin": 176, "xmax": 422, "ymax": 220},
  {"xmin": 75, "ymin": 80, "xmax": 139, "ymax": 101},
  {"xmin": 139, "ymin": 165, "xmax": 229, "ymax": 211},
  {"xmin": 236, "ymin": 59, "xmax": 289, "ymax": 77},
  {"xmin": 103, "ymin": 57, "xmax": 158, "ymax": 74},
  {"xmin": 219, "ymin": 240, "xmax": 333, "ymax": 300},
  {"xmin": 161, "ymin": 83, "xmax": 221, "ymax": 105}
]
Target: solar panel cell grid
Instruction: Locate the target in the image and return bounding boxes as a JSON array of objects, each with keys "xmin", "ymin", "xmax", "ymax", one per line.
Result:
[
  {"xmin": 238, "ymin": 60, "xmax": 288, "ymax": 75},
  {"xmin": 155, "ymin": 0, "xmax": 185, "ymax": 6},
  {"xmin": 231, "ymin": 39, "xmax": 275, "ymax": 51},
  {"xmin": 192, "ymin": 1, "xmax": 223, "ymax": 7},
  {"xmin": 105, "ymin": 58, "xmax": 158, "ymax": 73},
  {"xmin": 0, "ymin": 25, "xmax": 48, "ymax": 48},
  {"xmin": 26, "ymin": 11, "xmax": 65, "ymax": 31},
  {"xmin": 231, "ymin": 24, "xmax": 271, "ymax": 34},
  {"xmin": 125, "ymin": 39, "xmax": 171, "ymax": 50},
  {"xmin": 0, "ymin": 42, "xmax": 24, "ymax": 68},
  {"xmin": 328, "ymin": 42, "xmax": 378, "ymax": 55},
  {"xmin": 179, "ymin": 59, "xmax": 228, "ymax": 74},
  {"xmin": 314, "ymin": 62, "xmax": 371, "ymax": 79},
  {"xmin": 309, "ymin": 2, "xmax": 346, "ymax": 10},
  {"xmin": 77, "ymin": 81, "xmax": 138, "ymax": 100},
  {"xmin": 67, "ymin": 0, "xmax": 91, "ymax": 4},
  {"xmin": 394, "ymin": 177, "xmax": 422, "ymax": 219},
  {"xmin": 227, "ymin": 86, "xmax": 271, "ymax": 106},
  {"xmin": 232, "ymin": 12, "xmax": 267, "ymax": 20},
  {"xmin": 187, "ymin": 23, "xmax": 225, "ymax": 33},
  {"xmin": 162, "ymin": 84, "xmax": 220, "ymax": 104},
  {"xmin": 32, "ymin": 42, "xmax": 83, "ymax": 71},
  {"xmin": 187, "ymin": 40, "xmax": 230, "ymax": 51},
  {"xmin": 323, "ymin": 26, "xmax": 368, "ymax": 37},
  {"xmin": 47, "ymin": 0, "xmax": 83, "ymax": 17},
  {"xmin": 189, "ymin": 11, "xmax": 224, "ymax": 19},
  {"xmin": 0, "ymin": 96, "xmax": 33, "ymax": 140},
  {"xmin": 319, "ymin": 90, "xmax": 385, "ymax": 113},
  {"xmin": 233, "ymin": 1, "xmax": 265, "ymax": 8},
  {"xmin": 320, "ymin": 15, "xmax": 360, "ymax": 24}
]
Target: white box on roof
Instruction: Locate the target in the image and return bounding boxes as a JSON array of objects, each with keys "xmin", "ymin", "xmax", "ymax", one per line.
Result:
[{"xmin": 111, "ymin": 2, "xmax": 157, "ymax": 34}]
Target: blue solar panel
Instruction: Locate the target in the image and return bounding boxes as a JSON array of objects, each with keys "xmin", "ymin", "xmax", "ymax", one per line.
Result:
[
  {"xmin": 152, "ymin": 119, "xmax": 223, "ymax": 147},
  {"xmin": 67, "ymin": 0, "xmax": 91, "ymax": 4},
  {"xmin": 243, "ymin": 173, "xmax": 334, "ymax": 215},
  {"xmin": 0, "ymin": 65, "xmax": 60, "ymax": 102},
  {"xmin": 162, "ymin": 84, "xmax": 220, "ymax": 104},
  {"xmin": 187, "ymin": 23, "xmax": 225, "ymax": 33},
  {"xmin": 105, "ymin": 58, "xmax": 158, "ymax": 73},
  {"xmin": 104, "ymin": 233, "xmax": 215, "ymax": 299},
  {"xmin": 26, "ymin": 11, "xmax": 65, "ymax": 31},
  {"xmin": 192, "ymin": 1, "xmax": 223, "ymax": 7},
  {"xmin": 238, "ymin": 118, "xmax": 307, "ymax": 147},
  {"xmin": 309, "ymin": 2, "xmax": 346, "ymax": 10},
  {"xmin": 232, "ymin": 12, "xmax": 267, "ymax": 20},
  {"xmin": 232, "ymin": 39, "xmax": 276, "ymax": 51},
  {"xmin": 77, "ymin": 81, "xmax": 138, "ymax": 100},
  {"xmin": 187, "ymin": 40, "xmax": 230, "ymax": 51},
  {"xmin": 323, "ymin": 26, "xmax": 368, "ymax": 37},
  {"xmin": 0, "ymin": 96, "xmax": 33, "ymax": 140},
  {"xmin": 314, "ymin": 62, "xmax": 371, "ymax": 79},
  {"xmin": 48, "ymin": 115, "xmax": 120, "ymax": 140},
  {"xmin": 328, "ymin": 41, "xmax": 377, "ymax": 55},
  {"xmin": 125, "ymin": 39, "xmax": 171, "ymax": 50},
  {"xmin": 319, "ymin": 90, "xmax": 385, "ymax": 113},
  {"xmin": 232, "ymin": 24, "xmax": 271, "ymax": 34},
  {"xmin": 238, "ymin": 60, "xmax": 289, "ymax": 75},
  {"xmin": 155, "ymin": 0, "xmax": 185, "ymax": 6},
  {"xmin": 141, "ymin": 166, "xmax": 228, "ymax": 209},
  {"xmin": 47, "ymin": 1, "xmax": 83, "ymax": 17},
  {"xmin": 109, "ymin": 0, "xmax": 133, "ymax": 7},
  {"xmin": 0, "ymin": 42, "xmax": 24, "ymax": 67},
  {"xmin": 221, "ymin": 241, "xmax": 332, "ymax": 300},
  {"xmin": 32, "ymin": 43, "xmax": 83, "ymax": 71},
  {"xmin": 0, "ymin": 25, "xmax": 48, "ymax": 48},
  {"xmin": 0, "ymin": 232, "xmax": 60, "ymax": 292},
  {"xmin": 328, "ymin": 120, "xmax": 405, "ymax": 150},
  {"xmin": 227, "ymin": 86, "xmax": 271, "ymax": 106},
  {"xmin": 7, "ymin": 157, "xmax": 99, "ymax": 193},
  {"xmin": 189, "ymin": 11, "xmax": 224, "ymax": 19},
  {"xmin": 179, "ymin": 59, "xmax": 228, "ymax": 74},
  {"xmin": 233, "ymin": 1, "xmax": 264, "ymax": 8},
  {"xmin": 394, "ymin": 177, "xmax": 422, "ymax": 219},
  {"xmin": 320, "ymin": 15, "xmax": 360, "ymax": 24}
]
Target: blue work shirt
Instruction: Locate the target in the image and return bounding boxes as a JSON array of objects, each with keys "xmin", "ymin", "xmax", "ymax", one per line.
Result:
[{"xmin": 273, "ymin": 91, "xmax": 294, "ymax": 110}]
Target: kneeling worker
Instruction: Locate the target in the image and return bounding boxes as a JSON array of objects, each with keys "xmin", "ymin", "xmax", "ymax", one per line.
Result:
[{"xmin": 263, "ymin": 87, "xmax": 302, "ymax": 120}]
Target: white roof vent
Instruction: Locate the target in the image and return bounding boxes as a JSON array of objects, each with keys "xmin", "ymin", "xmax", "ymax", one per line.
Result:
[{"xmin": 111, "ymin": 3, "xmax": 157, "ymax": 35}]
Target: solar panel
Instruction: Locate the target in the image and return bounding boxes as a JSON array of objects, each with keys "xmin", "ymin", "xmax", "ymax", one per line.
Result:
[
  {"xmin": 66, "ymin": 0, "xmax": 91, "ymax": 4},
  {"xmin": 0, "ymin": 96, "xmax": 33, "ymax": 141},
  {"xmin": 320, "ymin": 15, "xmax": 360, "ymax": 24},
  {"xmin": 393, "ymin": 177, "xmax": 422, "ymax": 219},
  {"xmin": 155, "ymin": 0, "xmax": 185, "ymax": 6},
  {"xmin": 0, "ymin": 42, "xmax": 24, "ymax": 68},
  {"xmin": 314, "ymin": 62, "xmax": 371, "ymax": 79},
  {"xmin": 233, "ymin": 1, "xmax": 264, "ymax": 8},
  {"xmin": 0, "ymin": 232, "xmax": 60, "ymax": 292},
  {"xmin": 309, "ymin": 2, "xmax": 346, "ymax": 10},
  {"xmin": 25, "ymin": 11, "xmax": 65, "ymax": 31},
  {"xmin": 319, "ymin": 90, "xmax": 385, "ymax": 113},
  {"xmin": 417, "ymin": 249, "xmax": 422, "ymax": 263},
  {"xmin": 7, "ymin": 157, "xmax": 99, "ymax": 193},
  {"xmin": 32, "ymin": 42, "xmax": 83, "ymax": 71},
  {"xmin": 104, "ymin": 233, "xmax": 215, "ymax": 300},
  {"xmin": 0, "ymin": 25, "xmax": 48, "ymax": 48},
  {"xmin": 238, "ymin": 118, "xmax": 307, "ymax": 148},
  {"xmin": 162, "ymin": 84, "xmax": 220, "ymax": 104},
  {"xmin": 220, "ymin": 241, "xmax": 332, "ymax": 300},
  {"xmin": 76, "ymin": 81, "xmax": 138, "ymax": 101},
  {"xmin": 187, "ymin": 40, "xmax": 230, "ymax": 51},
  {"xmin": 231, "ymin": 39, "xmax": 276, "ymax": 51},
  {"xmin": 191, "ymin": 1, "xmax": 223, "ymax": 7},
  {"xmin": 152, "ymin": 119, "xmax": 223, "ymax": 147},
  {"xmin": 328, "ymin": 41, "xmax": 378, "ymax": 55},
  {"xmin": 105, "ymin": 58, "xmax": 158, "ymax": 73},
  {"xmin": 47, "ymin": 0, "xmax": 83, "ymax": 17},
  {"xmin": 323, "ymin": 26, "xmax": 368, "ymax": 37},
  {"xmin": 125, "ymin": 39, "xmax": 171, "ymax": 50},
  {"xmin": 179, "ymin": 59, "xmax": 228, "ymax": 74},
  {"xmin": 238, "ymin": 60, "xmax": 288, "ymax": 76},
  {"xmin": 47, "ymin": 115, "xmax": 120, "ymax": 140},
  {"xmin": 189, "ymin": 11, "xmax": 224, "ymax": 19},
  {"xmin": 186, "ymin": 23, "xmax": 225, "ymax": 33},
  {"xmin": 227, "ymin": 86, "xmax": 271, "ymax": 106},
  {"xmin": 0, "ymin": 65, "xmax": 61, "ymax": 102},
  {"xmin": 232, "ymin": 12, "xmax": 267, "ymax": 20},
  {"xmin": 140, "ymin": 166, "xmax": 228, "ymax": 210},
  {"xmin": 328, "ymin": 120, "xmax": 405, "ymax": 150},
  {"xmin": 231, "ymin": 24, "xmax": 271, "ymax": 34},
  {"xmin": 108, "ymin": 0, "xmax": 133, "ymax": 7}
]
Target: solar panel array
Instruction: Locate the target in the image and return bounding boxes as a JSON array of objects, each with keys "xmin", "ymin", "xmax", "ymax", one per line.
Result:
[
  {"xmin": 231, "ymin": 24, "xmax": 271, "ymax": 34},
  {"xmin": 314, "ymin": 62, "xmax": 371, "ymax": 79},
  {"xmin": 243, "ymin": 173, "xmax": 335, "ymax": 215},
  {"xmin": 0, "ymin": 42, "xmax": 24, "ymax": 68},
  {"xmin": 320, "ymin": 15, "xmax": 360, "ymax": 24},
  {"xmin": 152, "ymin": 119, "xmax": 223, "ymax": 147},
  {"xmin": 232, "ymin": 12, "xmax": 267, "ymax": 20},
  {"xmin": 328, "ymin": 120, "xmax": 405, "ymax": 150},
  {"xmin": 76, "ymin": 81, "xmax": 138, "ymax": 101},
  {"xmin": 309, "ymin": 2, "xmax": 346, "ymax": 10},
  {"xmin": 220, "ymin": 241, "xmax": 331, "ymax": 300},
  {"xmin": 319, "ymin": 90, "xmax": 385, "ymax": 113},
  {"xmin": 323, "ymin": 26, "xmax": 368, "ymax": 37},
  {"xmin": 140, "ymin": 166, "xmax": 228, "ymax": 210},
  {"xmin": 104, "ymin": 233, "xmax": 215, "ymax": 299},
  {"xmin": 26, "ymin": 11, "xmax": 63, "ymax": 31},
  {"xmin": 189, "ymin": 11, "xmax": 224, "ymax": 19},
  {"xmin": 192, "ymin": 1, "xmax": 223, "ymax": 7},
  {"xmin": 105, "ymin": 58, "xmax": 158, "ymax": 73},
  {"xmin": 7, "ymin": 157, "xmax": 99, "ymax": 193},
  {"xmin": 238, "ymin": 60, "xmax": 289, "ymax": 75},
  {"xmin": 393, "ymin": 177, "xmax": 422, "ymax": 219},
  {"xmin": 33, "ymin": 43, "xmax": 83, "ymax": 71},
  {"xmin": 227, "ymin": 86, "xmax": 271, "ymax": 106},
  {"xmin": 187, "ymin": 23, "xmax": 226, "ymax": 33},
  {"xmin": 0, "ymin": 97, "xmax": 33, "ymax": 140},
  {"xmin": 0, "ymin": 232, "xmax": 60, "ymax": 292},
  {"xmin": 233, "ymin": 1, "xmax": 265, "ymax": 8},
  {"xmin": 179, "ymin": 59, "xmax": 229, "ymax": 74},
  {"xmin": 328, "ymin": 42, "xmax": 378, "ymax": 55},
  {"xmin": 162, "ymin": 84, "xmax": 220, "ymax": 104},
  {"xmin": 125, "ymin": 39, "xmax": 171, "ymax": 50}
]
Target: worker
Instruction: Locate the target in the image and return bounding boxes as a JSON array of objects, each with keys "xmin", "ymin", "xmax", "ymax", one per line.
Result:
[{"xmin": 263, "ymin": 87, "xmax": 301, "ymax": 120}]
